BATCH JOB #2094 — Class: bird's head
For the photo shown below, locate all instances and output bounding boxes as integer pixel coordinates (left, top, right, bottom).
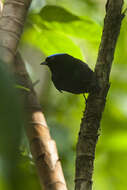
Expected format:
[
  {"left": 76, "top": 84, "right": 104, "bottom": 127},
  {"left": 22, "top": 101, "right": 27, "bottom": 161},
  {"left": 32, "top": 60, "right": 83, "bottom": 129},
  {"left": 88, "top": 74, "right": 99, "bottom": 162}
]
[
  {"left": 41, "top": 53, "right": 68, "bottom": 65},
  {"left": 40, "top": 53, "right": 70, "bottom": 72}
]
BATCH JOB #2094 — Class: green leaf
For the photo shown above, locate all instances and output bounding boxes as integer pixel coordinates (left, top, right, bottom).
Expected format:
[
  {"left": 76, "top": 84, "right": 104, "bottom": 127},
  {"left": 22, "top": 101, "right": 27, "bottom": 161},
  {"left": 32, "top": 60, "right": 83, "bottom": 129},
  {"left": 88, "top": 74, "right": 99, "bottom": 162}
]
[
  {"left": 0, "top": 60, "right": 24, "bottom": 189},
  {"left": 22, "top": 5, "right": 101, "bottom": 59},
  {"left": 0, "top": 61, "right": 23, "bottom": 159},
  {"left": 40, "top": 5, "right": 80, "bottom": 22},
  {"left": 15, "top": 84, "right": 30, "bottom": 92},
  {"left": 30, "top": 5, "right": 101, "bottom": 42},
  {"left": 22, "top": 26, "right": 83, "bottom": 59}
]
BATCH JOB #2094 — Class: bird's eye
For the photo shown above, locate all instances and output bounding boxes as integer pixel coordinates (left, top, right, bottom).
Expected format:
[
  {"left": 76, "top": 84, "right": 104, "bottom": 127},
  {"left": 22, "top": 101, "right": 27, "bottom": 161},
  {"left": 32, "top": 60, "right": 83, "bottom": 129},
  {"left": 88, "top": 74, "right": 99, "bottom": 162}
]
[
  {"left": 46, "top": 56, "right": 55, "bottom": 63},
  {"left": 50, "top": 56, "right": 55, "bottom": 60}
]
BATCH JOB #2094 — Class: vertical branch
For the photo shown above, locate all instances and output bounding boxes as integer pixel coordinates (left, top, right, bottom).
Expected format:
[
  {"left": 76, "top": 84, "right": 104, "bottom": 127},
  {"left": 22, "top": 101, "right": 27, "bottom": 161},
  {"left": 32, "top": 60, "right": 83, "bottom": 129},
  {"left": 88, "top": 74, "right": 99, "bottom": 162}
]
[
  {"left": 0, "top": 0, "right": 31, "bottom": 64},
  {"left": 75, "top": 1, "right": 124, "bottom": 190}
]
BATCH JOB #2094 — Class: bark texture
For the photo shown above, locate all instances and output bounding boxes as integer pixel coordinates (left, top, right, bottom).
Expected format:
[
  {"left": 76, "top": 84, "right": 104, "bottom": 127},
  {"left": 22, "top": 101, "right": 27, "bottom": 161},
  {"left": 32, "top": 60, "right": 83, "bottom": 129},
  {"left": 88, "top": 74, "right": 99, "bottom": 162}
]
[
  {"left": 14, "top": 53, "right": 67, "bottom": 190},
  {"left": 75, "top": 1, "right": 124, "bottom": 190},
  {"left": 0, "top": 1, "right": 67, "bottom": 190},
  {"left": 0, "top": 0, "right": 31, "bottom": 64}
]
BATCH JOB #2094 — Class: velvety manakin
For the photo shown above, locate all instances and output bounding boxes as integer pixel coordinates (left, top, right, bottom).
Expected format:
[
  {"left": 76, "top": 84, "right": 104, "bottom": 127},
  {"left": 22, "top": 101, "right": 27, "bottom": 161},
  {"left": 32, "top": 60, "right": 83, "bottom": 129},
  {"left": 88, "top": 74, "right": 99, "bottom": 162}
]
[{"left": 41, "top": 53, "right": 98, "bottom": 94}]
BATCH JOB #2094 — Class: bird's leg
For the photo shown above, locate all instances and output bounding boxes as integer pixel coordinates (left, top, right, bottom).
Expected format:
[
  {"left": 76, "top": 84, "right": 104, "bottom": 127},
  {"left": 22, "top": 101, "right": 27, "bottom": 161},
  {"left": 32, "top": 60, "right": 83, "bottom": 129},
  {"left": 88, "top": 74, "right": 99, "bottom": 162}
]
[{"left": 83, "top": 93, "right": 87, "bottom": 104}]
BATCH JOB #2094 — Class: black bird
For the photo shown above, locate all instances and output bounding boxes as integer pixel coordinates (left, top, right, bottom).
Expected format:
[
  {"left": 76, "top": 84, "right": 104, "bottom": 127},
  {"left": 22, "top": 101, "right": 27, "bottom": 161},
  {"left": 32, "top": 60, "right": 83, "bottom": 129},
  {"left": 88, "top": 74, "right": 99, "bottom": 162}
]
[{"left": 41, "top": 53, "right": 98, "bottom": 94}]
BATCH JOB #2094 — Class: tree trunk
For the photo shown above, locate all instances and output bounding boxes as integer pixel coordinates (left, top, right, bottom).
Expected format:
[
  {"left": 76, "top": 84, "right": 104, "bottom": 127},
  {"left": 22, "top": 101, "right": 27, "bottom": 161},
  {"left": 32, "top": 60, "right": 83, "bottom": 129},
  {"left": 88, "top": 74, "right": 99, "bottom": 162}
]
[
  {"left": 0, "top": 1, "right": 67, "bottom": 189},
  {"left": 75, "top": 1, "right": 124, "bottom": 189}
]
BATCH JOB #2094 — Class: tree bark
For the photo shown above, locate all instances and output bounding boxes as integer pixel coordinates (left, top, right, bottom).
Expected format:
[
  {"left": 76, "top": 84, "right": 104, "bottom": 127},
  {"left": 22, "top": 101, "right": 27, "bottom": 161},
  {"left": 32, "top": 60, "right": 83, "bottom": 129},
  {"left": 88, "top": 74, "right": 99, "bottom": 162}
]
[
  {"left": 75, "top": 1, "right": 124, "bottom": 190},
  {"left": 0, "top": 1, "right": 67, "bottom": 190},
  {"left": 14, "top": 53, "right": 67, "bottom": 190},
  {"left": 0, "top": 0, "right": 31, "bottom": 64}
]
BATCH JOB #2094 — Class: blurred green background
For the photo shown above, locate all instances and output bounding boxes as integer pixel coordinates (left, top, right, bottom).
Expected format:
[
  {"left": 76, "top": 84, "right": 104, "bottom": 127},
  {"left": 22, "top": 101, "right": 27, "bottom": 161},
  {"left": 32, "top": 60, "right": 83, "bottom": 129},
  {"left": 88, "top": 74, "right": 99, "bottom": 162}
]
[{"left": 1, "top": 0, "right": 127, "bottom": 189}]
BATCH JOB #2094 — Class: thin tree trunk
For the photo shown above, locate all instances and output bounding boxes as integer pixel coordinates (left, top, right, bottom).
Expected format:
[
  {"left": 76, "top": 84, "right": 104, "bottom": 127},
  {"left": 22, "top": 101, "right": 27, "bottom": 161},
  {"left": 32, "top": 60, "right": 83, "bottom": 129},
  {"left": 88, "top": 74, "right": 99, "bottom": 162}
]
[
  {"left": 0, "top": 0, "right": 31, "bottom": 64},
  {"left": 75, "top": 1, "right": 124, "bottom": 190},
  {"left": 0, "top": 1, "right": 67, "bottom": 190},
  {"left": 14, "top": 53, "right": 67, "bottom": 190}
]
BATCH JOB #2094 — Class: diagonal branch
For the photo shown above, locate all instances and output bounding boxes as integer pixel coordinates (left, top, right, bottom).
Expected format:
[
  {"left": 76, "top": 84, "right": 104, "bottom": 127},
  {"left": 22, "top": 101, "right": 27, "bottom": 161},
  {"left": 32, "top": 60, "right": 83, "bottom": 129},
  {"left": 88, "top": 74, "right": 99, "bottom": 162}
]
[
  {"left": 14, "top": 53, "right": 67, "bottom": 190},
  {"left": 75, "top": 0, "right": 124, "bottom": 190},
  {"left": 0, "top": 0, "right": 68, "bottom": 189}
]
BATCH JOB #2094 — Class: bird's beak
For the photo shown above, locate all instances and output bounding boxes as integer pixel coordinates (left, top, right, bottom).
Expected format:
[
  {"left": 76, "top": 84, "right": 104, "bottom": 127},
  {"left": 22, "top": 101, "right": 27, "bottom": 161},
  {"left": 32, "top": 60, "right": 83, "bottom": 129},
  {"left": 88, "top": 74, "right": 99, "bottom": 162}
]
[{"left": 40, "top": 61, "right": 47, "bottom": 65}]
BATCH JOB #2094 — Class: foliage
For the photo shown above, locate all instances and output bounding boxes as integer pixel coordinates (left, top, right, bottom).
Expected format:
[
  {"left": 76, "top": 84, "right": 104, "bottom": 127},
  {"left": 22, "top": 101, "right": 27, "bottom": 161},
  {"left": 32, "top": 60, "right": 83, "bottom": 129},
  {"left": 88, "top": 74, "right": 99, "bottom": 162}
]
[
  {"left": 22, "top": 4, "right": 101, "bottom": 62},
  {"left": 1, "top": 0, "right": 127, "bottom": 190},
  {"left": 0, "top": 61, "right": 23, "bottom": 190}
]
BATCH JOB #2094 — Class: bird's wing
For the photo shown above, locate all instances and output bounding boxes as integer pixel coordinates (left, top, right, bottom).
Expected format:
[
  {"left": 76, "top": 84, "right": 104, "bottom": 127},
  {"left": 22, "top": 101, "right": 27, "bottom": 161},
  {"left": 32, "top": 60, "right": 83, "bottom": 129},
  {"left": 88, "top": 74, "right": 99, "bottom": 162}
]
[{"left": 71, "top": 58, "right": 94, "bottom": 82}]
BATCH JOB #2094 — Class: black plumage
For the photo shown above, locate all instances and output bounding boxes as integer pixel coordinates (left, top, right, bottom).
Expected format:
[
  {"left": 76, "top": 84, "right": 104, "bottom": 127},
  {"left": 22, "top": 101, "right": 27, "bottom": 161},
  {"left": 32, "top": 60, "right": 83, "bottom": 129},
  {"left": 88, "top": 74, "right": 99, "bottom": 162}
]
[{"left": 41, "top": 53, "right": 99, "bottom": 94}]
